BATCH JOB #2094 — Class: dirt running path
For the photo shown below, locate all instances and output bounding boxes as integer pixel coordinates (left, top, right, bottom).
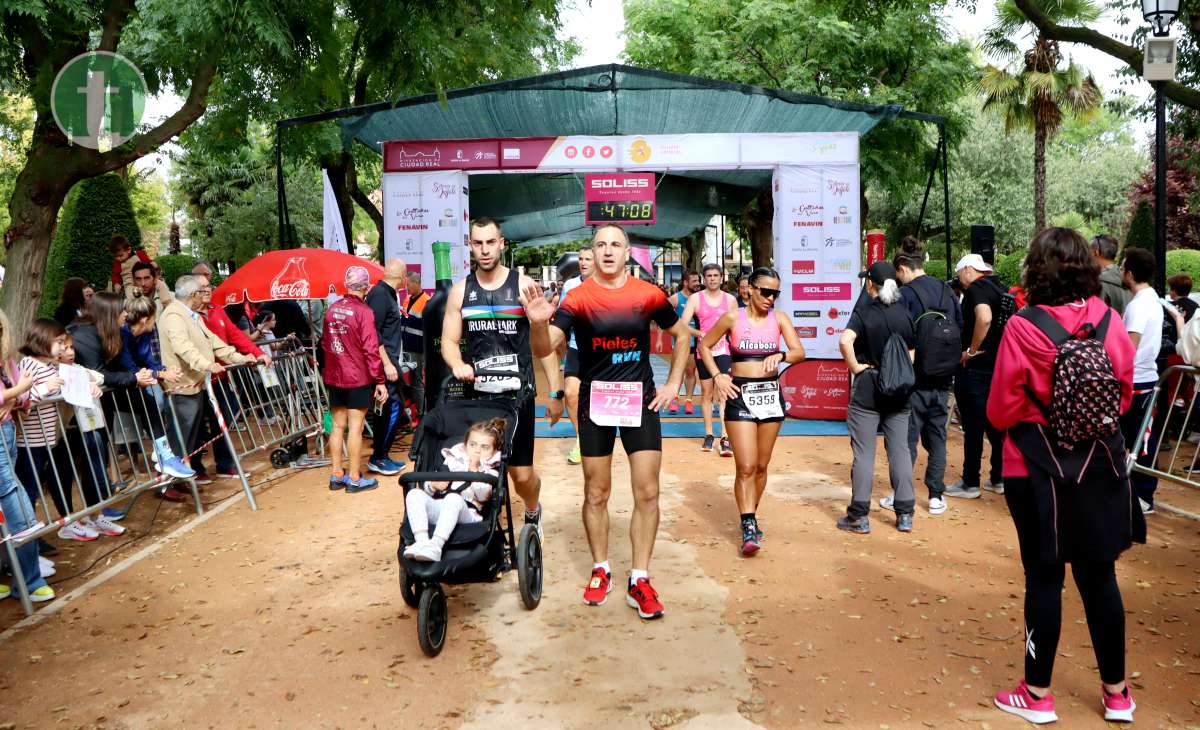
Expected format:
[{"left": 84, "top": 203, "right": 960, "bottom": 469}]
[{"left": 461, "top": 439, "right": 758, "bottom": 729}]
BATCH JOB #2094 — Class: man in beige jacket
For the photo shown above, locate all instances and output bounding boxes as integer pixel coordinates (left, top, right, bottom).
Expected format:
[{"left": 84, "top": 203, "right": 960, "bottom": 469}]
[{"left": 157, "top": 274, "right": 262, "bottom": 500}]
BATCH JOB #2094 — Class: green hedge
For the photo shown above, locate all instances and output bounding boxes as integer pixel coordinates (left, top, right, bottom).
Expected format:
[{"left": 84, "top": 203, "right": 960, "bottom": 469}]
[
  {"left": 1167, "top": 249, "right": 1200, "bottom": 287},
  {"left": 155, "top": 254, "right": 197, "bottom": 290},
  {"left": 41, "top": 174, "right": 141, "bottom": 316},
  {"left": 994, "top": 251, "right": 1024, "bottom": 288},
  {"left": 1126, "top": 200, "right": 1154, "bottom": 253}
]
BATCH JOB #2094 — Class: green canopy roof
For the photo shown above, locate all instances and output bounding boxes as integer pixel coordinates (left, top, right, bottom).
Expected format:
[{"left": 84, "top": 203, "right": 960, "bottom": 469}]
[{"left": 314, "top": 65, "right": 922, "bottom": 245}]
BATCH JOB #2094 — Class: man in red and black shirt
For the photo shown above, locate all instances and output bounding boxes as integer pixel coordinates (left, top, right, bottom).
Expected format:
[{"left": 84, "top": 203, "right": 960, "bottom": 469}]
[{"left": 524, "top": 224, "right": 692, "bottom": 620}]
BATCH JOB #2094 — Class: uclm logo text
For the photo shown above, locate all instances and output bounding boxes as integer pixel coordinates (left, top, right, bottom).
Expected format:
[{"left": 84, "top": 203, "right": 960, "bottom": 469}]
[
  {"left": 792, "top": 260, "right": 816, "bottom": 275},
  {"left": 591, "top": 178, "right": 651, "bottom": 189}
]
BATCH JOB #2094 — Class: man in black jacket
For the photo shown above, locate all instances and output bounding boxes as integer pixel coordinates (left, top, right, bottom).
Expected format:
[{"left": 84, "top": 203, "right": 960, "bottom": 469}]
[{"left": 364, "top": 259, "right": 409, "bottom": 476}]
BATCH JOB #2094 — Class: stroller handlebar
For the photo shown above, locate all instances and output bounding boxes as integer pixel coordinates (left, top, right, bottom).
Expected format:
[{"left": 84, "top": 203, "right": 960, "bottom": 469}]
[{"left": 400, "top": 471, "right": 501, "bottom": 487}]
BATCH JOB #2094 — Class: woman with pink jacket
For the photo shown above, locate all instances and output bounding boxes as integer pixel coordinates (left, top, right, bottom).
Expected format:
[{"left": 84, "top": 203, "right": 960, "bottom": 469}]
[{"left": 986, "top": 228, "right": 1144, "bottom": 725}]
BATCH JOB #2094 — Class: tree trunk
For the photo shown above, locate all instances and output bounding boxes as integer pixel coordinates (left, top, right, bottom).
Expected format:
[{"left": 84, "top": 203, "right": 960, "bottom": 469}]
[
  {"left": 1034, "top": 120, "right": 1047, "bottom": 233},
  {"left": 2, "top": 151, "right": 75, "bottom": 325},
  {"left": 750, "top": 191, "right": 774, "bottom": 270},
  {"left": 681, "top": 234, "right": 702, "bottom": 274}
]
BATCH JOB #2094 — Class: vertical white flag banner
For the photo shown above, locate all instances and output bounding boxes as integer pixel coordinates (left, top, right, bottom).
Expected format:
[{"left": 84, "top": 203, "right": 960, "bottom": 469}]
[
  {"left": 772, "top": 164, "right": 860, "bottom": 359},
  {"left": 382, "top": 171, "right": 469, "bottom": 289},
  {"left": 322, "top": 169, "right": 349, "bottom": 253}
]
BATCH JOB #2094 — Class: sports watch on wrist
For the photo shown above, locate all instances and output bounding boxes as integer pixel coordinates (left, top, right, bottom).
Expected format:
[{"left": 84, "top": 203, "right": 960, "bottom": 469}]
[{"left": 548, "top": 390, "right": 565, "bottom": 399}]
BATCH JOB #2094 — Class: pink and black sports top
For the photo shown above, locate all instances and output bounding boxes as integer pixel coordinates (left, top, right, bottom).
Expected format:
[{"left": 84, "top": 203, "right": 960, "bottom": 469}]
[
  {"left": 696, "top": 291, "right": 733, "bottom": 356},
  {"left": 729, "top": 309, "right": 781, "bottom": 363}
]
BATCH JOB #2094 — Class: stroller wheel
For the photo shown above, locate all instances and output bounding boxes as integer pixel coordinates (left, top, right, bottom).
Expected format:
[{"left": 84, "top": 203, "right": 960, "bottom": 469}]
[
  {"left": 398, "top": 560, "right": 419, "bottom": 609},
  {"left": 517, "top": 524, "right": 543, "bottom": 610},
  {"left": 417, "top": 585, "right": 448, "bottom": 657},
  {"left": 269, "top": 448, "right": 291, "bottom": 469}
]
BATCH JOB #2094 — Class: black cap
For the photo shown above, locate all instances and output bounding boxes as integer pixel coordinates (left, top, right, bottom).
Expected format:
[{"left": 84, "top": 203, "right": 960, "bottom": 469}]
[{"left": 858, "top": 260, "right": 896, "bottom": 286}]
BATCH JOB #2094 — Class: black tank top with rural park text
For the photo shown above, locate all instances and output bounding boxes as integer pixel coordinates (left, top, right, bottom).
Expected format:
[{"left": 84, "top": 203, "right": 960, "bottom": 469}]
[{"left": 462, "top": 268, "right": 534, "bottom": 400}]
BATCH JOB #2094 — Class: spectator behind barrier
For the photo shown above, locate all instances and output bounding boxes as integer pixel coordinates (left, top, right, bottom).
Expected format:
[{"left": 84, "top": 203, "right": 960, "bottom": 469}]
[
  {"left": 54, "top": 277, "right": 87, "bottom": 328},
  {"left": 14, "top": 318, "right": 73, "bottom": 538},
  {"left": 0, "top": 308, "right": 54, "bottom": 603}
]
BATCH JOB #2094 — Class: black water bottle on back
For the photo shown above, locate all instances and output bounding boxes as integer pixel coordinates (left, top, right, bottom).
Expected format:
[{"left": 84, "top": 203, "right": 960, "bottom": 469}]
[{"left": 422, "top": 241, "right": 460, "bottom": 410}]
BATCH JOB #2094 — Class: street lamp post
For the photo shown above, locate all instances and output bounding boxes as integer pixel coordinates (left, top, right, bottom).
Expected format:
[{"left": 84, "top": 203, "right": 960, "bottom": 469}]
[{"left": 1142, "top": 0, "right": 1180, "bottom": 294}]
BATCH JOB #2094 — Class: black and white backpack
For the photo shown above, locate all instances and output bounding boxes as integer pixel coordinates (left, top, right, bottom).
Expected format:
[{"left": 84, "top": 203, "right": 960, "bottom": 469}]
[{"left": 1018, "top": 307, "right": 1121, "bottom": 448}]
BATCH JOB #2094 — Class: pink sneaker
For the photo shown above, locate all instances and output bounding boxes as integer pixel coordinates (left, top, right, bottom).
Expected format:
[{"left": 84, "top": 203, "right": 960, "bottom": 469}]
[
  {"left": 1102, "top": 686, "right": 1135, "bottom": 722},
  {"left": 994, "top": 680, "right": 1057, "bottom": 724},
  {"left": 668, "top": 398, "right": 679, "bottom": 414}
]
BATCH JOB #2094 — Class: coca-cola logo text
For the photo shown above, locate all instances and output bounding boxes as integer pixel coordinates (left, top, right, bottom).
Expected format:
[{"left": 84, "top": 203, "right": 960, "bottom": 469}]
[{"left": 271, "top": 280, "right": 310, "bottom": 298}]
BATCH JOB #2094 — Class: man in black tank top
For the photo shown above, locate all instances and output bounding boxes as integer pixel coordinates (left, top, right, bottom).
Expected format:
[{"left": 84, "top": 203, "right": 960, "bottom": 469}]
[{"left": 442, "top": 218, "right": 564, "bottom": 531}]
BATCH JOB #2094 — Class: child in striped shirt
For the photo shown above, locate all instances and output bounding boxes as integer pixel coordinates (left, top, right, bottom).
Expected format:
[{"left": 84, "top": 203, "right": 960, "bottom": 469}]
[{"left": 14, "top": 318, "right": 98, "bottom": 541}]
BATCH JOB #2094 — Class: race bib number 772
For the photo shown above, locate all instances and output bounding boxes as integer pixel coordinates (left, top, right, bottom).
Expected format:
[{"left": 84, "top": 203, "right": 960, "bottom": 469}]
[{"left": 588, "top": 381, "right": 643, "bottom": 428}]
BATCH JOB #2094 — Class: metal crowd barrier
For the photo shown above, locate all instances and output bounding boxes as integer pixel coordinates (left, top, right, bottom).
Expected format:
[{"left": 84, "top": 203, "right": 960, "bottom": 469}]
[
  {"left": 0, "top": 337, "right": 328, "bottom": 616},
  {"left": 1127, "top": 363, "right": 1200, "bottom": 520}
]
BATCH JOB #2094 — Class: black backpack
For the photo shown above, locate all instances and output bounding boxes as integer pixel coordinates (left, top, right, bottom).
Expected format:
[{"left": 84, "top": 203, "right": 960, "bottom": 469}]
[
  {"left": 1017, "top": 307, "right": 1121, "bottom": 448},
  {"left": 877, "top": 331, "right": 916, "bottom": 398},
  {"left": 912, "top": 282, "right": 962, "bottom": 378}
]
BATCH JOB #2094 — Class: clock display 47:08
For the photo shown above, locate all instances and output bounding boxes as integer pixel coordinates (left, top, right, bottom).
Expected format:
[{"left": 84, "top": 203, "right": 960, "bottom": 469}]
[{"left": 587, "top": 200, "right": 655, "bottom": 222}]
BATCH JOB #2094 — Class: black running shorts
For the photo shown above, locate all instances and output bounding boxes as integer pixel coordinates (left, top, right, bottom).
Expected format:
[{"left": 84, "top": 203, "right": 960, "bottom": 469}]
[
  {"left": 724, "top": 375, "right": 785, "bottom": 423},
  {"left": 696, "top": 354, "right": 732, "bottom": 381},
  {"left": 327, "top": 384, "right": 375, "bottom": 410},
  {"left": 577, "top": 395, "right": 662, "bottom": 457}
]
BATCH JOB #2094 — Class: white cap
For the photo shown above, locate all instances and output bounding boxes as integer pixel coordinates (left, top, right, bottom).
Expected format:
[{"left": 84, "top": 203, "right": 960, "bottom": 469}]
[{"left": 955, "top": 253, "right": 993, "bottom": 274}]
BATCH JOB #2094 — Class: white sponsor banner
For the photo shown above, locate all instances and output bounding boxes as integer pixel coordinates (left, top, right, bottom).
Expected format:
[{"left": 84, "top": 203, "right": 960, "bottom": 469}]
[
  {"left": 322, "top": 169, "right": 349, "bottom": 253},
  {"left": 741, "top": 133, "right": 859, "bottom": 167},
  {"left": 538, "top": 136, "right": 621, "bottom": 169},
  {"left": 383, "top": 171, "right": 469, "bottom": 289},
  {"left": 622, "top": 134, "right": 741, "bottom": 169},
  {"left": 773, "top": 164, "right": 861, "bottom": 359}
]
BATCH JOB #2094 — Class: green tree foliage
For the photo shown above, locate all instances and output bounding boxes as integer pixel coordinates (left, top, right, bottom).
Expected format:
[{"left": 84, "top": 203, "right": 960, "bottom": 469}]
[
  {"left": 0, "top": 92, "right": 33, "bottom": 259},
  {"left": 979, "top": 0, "right": 1102, "bottom": 231},
  {"left": 40, "top": 174, "right": 140, "bottom": 315},
  {"left": 993, "top": 251, "right": 1023, "bottom": 288},
  {"left": 1126, "top": 200, "right": 1155, "bottom": 253},
  {"left": 622, "top": 0, "right": 976, "bottom": 265},
  {"left": 126, "top": 168, "right": 171, "bottom": 255},
  {"left": 870, "top": 100, "right": 1146, "bottom": 257}
]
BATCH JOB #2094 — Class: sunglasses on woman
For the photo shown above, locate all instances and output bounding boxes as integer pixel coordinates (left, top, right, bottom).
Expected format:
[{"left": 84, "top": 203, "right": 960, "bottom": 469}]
[{"left": 753, "top": 286, "right": 781, "bottom": 299}]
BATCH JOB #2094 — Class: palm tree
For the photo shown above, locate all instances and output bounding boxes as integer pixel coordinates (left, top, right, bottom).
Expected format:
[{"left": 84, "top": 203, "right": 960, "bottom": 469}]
[{"left": 979, "top": 0, "right": 1103, "bottom": 232}]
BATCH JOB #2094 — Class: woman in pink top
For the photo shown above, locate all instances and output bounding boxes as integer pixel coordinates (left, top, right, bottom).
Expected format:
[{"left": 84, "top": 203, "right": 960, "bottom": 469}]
[
  {"left": 986, "top": 228, "right": 1143, "bottom": 725},
  {"left": 704, "top": 267, "right": 805, "bottom": 556},
  {"left": 681, "top": 264, "right": 737, "bottom": 455}
]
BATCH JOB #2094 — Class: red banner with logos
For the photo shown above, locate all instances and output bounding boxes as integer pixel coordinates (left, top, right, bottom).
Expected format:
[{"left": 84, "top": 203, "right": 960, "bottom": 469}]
[{"left": 779, "top": 360, "right": 849, "bottom": 420}]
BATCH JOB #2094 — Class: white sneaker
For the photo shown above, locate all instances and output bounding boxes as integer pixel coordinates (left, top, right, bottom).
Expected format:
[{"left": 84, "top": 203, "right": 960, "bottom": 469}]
[
  {"left": 879, "top": 494, "right": 895, "bottom": 511},
  {"left": 1139, "top": 497, "right": 1155, "bottom": 515},
  {"left": 983, "top": 480, "right": 1005, "bottom": 494},
  {"left": 928, "top": 496, "right": 947, "bottom": 515},
  {"left": 38, "top": 555, "right": 55, "bottom": 578},
  {"left": 57, "top": 520, "right": 99, "bottom": 542},
  {"left": 407, "top": 539, "right": 443, "bottom": 562},
  {"left": 90, "top": 515, "right": 126, "bottom": 536}
]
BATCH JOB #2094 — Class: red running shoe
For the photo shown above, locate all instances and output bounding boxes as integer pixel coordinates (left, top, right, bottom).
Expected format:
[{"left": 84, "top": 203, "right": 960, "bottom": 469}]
[
  {"left": 627, "top": 577, "right": 665, "bottom": 619},
  {"left": 668, "top": 398, "right": 679, "bottom": 414},
  {"left": 582, "top": 567, "right": 612, "bottom": 606},
  {"left": 684, "top": 400, "right": 694, "bottom": 415}
]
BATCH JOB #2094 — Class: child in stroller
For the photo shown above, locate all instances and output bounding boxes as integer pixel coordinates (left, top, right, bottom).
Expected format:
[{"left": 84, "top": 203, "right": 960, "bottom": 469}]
[{"left": 403, "top": 417, "right": 505, "bottom": 562}]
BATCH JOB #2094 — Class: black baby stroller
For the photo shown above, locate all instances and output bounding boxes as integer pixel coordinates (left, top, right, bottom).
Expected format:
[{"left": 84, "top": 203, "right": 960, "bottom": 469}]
[{"left": 397, "top": 391, "right": 543, "bottom": 657}]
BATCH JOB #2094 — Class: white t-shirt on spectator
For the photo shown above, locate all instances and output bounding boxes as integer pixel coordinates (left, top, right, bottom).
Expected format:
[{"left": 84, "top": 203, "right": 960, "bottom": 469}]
[{"left": 1123, "top": 286, "right": 1163, "bottom": 385}]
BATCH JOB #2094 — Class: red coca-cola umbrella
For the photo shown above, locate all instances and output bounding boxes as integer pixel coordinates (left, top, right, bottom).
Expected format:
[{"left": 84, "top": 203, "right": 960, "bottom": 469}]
[{"left": 212, "top": 248, "right": 386, "bottom": 306}]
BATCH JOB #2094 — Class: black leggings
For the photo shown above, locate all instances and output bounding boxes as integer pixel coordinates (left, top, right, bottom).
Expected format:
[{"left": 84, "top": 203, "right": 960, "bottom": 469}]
[{"left": 1007, "top": 477, "right": 1126, "bottom": 687}]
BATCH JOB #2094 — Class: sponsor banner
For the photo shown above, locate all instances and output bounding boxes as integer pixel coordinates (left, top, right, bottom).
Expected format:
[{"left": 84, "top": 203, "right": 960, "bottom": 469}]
[
  {"left": 322, "top": 169, "right": 349, "bottom": 254},
  {"left": 742, "top": 133, "right": 859, "bottom": 166},
  {"left": 384, "top": 139, "right": 500, "bottom": 171},
  {"left": 622, "top": 134, "right": 741, "bottom": 168},
  {"left": 773, "top": 164, "right": 861, "bottom": 358},
  {"left": 779, "top": 359, "right": 849, "bottom": 420},
  {"left": 383, "top": 133, "right": 861, "bottom": 172},
  {"left": 382, "top": 171, "right": 470, "bottom": 289}
]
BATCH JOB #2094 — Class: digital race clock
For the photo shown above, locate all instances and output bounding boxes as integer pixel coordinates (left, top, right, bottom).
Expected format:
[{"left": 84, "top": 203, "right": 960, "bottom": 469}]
[
  {"left": 585, "top": 200, "right": 656, "bottom": 224},
  {"left": 584, "top": 173, "right": 657, "bottom": 225}
]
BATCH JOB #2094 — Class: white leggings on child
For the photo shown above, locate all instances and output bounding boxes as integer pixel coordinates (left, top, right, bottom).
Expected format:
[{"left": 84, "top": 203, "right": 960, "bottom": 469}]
[{"left": 405, "top": 490, "right": 483, "bottom": 541}]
